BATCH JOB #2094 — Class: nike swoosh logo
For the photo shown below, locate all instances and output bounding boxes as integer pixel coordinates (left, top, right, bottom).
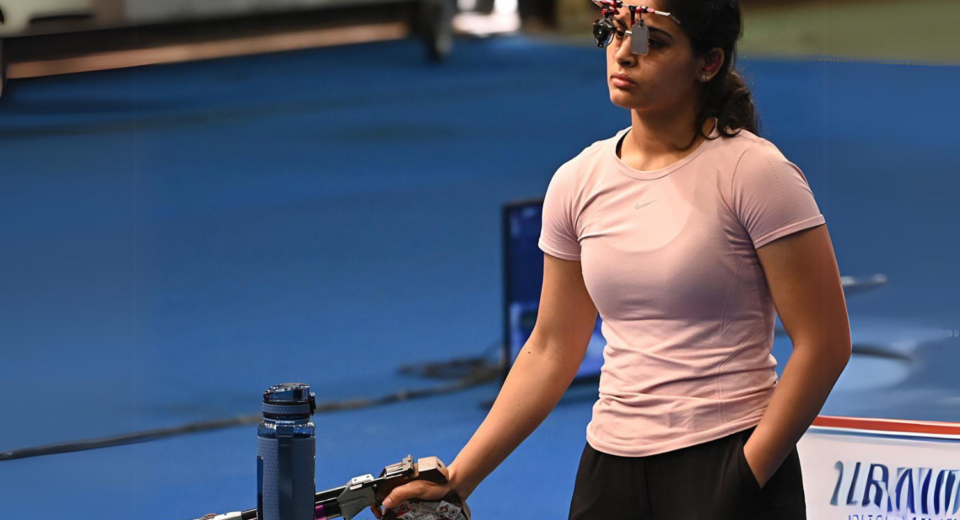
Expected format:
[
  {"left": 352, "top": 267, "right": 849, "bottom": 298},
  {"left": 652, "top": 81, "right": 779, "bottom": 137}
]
[{"left": 635, "top": 199, "right": 658, "bottom": 210}]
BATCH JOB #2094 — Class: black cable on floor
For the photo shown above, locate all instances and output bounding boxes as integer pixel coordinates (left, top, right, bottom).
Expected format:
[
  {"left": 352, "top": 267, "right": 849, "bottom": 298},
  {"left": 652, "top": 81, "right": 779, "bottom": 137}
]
[{"left": 0, "top": 340, "right": 503, "bottom": 462}]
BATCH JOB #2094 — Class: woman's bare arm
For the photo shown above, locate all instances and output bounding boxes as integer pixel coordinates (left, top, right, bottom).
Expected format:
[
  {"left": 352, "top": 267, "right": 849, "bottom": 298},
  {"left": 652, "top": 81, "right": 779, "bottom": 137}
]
[
  {"left": 744, "top": 224, "right": 851, "bottom": 487},
  {"left": 447, "top": 253, "right": 599, "bottom": 499}
]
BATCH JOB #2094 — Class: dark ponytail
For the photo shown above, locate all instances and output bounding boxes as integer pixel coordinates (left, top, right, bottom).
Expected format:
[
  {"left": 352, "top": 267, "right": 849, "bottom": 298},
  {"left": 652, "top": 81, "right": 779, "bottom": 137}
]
[{"left": 664, "top": 0, "right": 760, "bottom": 148}]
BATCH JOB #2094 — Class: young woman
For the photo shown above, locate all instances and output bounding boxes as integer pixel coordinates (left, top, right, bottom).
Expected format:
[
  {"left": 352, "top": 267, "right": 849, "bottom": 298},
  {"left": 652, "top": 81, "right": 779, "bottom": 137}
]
[{"left": 373, "top": 0, "right": 851, "bottom": 518}]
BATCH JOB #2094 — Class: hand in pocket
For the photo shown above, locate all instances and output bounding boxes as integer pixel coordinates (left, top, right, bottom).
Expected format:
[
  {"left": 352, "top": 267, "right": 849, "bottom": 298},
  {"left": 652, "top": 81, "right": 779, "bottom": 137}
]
[{"left": 742, "top": 440, "right": 769, "bottom": 490}]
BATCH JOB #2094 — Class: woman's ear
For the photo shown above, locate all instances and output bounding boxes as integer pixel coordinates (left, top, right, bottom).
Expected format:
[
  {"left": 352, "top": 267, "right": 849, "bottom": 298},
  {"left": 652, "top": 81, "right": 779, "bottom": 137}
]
[{"left": 700, "top": 48, "right": 725, "bottom": 75}]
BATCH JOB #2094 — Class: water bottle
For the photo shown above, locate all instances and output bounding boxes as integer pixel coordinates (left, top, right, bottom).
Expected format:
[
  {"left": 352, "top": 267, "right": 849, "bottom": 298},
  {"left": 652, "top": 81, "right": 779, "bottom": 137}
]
[{"left": 257, "top": 383, "right": 317, "bottom": 520}]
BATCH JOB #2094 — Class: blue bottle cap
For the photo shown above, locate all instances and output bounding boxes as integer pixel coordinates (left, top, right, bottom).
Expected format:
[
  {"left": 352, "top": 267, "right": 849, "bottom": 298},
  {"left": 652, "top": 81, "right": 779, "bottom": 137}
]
[{"left": 263, "top": 382, "right": 316, "bottom": 417}]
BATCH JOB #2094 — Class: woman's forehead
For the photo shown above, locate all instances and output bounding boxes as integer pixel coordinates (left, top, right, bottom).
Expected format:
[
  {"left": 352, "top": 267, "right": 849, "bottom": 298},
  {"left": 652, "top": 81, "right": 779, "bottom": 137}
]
[
  {"left": 613, "top": 2, "right": 670, "bottom": 25},
  {"left": 612, "top": 3, "right": 677, "bottom": 33}
]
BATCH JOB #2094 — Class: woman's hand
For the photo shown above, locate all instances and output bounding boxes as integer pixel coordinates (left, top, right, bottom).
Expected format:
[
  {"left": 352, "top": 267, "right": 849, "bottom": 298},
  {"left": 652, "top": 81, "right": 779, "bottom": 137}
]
[
  {"left": 369, "top": 466, "right": 469, "bottom": 519},
  {"left": 742, "top": 440, "right": 772, "bottom": 489}
]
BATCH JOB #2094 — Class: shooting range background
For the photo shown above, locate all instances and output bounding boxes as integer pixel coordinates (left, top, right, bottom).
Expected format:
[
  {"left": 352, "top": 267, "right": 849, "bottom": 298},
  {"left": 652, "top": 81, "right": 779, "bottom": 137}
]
[{"left": 1, "top": 1, "right": 959, "bottom": 518}]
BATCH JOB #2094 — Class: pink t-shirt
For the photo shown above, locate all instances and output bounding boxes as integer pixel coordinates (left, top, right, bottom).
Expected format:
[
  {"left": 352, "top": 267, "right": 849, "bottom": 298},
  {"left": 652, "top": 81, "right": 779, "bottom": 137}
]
[{"left": 538, "top": 125, "right": 826, "bottom": 457}]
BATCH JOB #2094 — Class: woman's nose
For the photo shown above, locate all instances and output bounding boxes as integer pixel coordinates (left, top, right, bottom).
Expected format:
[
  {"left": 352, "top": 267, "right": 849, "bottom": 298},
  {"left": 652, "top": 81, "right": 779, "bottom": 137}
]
[{"left": 616, "top": 34, "right": 638, "bottom": 63}]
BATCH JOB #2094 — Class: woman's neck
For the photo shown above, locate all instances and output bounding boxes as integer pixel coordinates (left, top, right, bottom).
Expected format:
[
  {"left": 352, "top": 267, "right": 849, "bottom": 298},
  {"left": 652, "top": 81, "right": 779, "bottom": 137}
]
[{"left": 619, "top": 108, "right": 716, "bottom": 169}]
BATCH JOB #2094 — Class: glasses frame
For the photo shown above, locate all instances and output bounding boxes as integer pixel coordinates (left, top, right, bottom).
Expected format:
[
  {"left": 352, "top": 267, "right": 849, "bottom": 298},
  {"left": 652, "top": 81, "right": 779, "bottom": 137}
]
[{"left": 590, "top": 1, "right": 682, "bottom": 55}]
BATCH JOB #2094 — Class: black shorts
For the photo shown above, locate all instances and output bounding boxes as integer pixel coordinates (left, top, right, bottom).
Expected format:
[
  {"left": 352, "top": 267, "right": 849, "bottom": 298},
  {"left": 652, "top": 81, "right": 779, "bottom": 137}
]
[{"left": 568, "top": 426, "right": 806, "bottom": 520}]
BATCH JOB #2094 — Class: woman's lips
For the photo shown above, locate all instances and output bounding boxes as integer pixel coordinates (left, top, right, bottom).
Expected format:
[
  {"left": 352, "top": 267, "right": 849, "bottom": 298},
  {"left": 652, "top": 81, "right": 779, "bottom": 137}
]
[{"left": 611, "top": 74, "right": 636, "bottom": 88}]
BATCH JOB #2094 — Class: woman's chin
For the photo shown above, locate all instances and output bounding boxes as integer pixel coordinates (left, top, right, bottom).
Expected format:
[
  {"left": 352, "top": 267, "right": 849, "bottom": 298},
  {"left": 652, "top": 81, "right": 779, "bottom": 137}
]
[{"left": 609, "top": 90, "right": 643, "bottom": 110}]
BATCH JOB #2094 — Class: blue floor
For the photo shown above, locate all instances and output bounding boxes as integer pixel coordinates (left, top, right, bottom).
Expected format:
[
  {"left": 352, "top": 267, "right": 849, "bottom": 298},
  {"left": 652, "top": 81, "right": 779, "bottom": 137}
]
[{"left": 0, "top": 34, "right": 958, "bottom": 520}]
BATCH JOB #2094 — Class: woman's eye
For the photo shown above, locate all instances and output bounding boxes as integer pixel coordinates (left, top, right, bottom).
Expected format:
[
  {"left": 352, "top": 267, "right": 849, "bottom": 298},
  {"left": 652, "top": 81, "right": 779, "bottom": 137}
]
[
  {"left": 614, "top": 30, "right": 625, "bottom": 39},
  {"left": 649, "top": 39, "right": 664, "bottom": 48}
]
